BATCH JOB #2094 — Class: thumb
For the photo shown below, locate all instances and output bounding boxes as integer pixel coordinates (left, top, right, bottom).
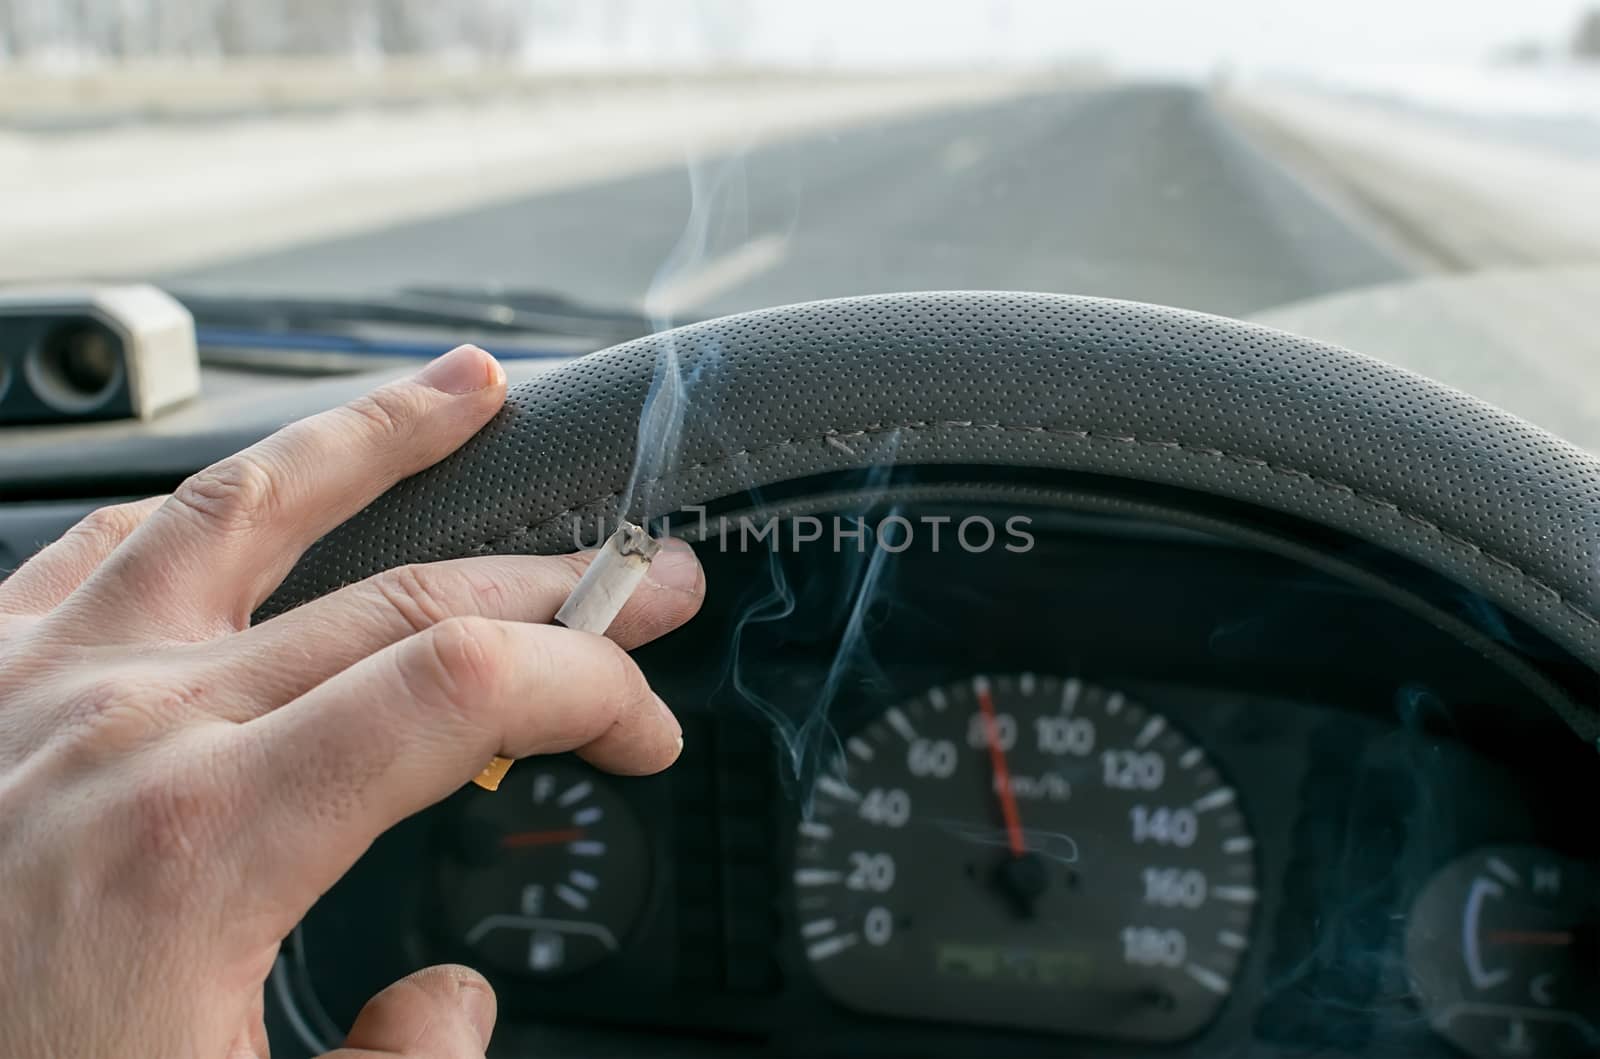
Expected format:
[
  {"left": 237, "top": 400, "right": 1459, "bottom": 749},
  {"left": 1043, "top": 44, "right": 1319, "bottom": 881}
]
[{"left": 325, "top": 965, "right": 496, "bottom": 1057}]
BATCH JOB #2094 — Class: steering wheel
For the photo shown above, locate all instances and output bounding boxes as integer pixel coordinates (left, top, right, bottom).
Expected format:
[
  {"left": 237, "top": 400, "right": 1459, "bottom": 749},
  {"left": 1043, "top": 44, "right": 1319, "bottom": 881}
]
[{"left": 266, "top": 291, "right": 1600, "bottom": 736}]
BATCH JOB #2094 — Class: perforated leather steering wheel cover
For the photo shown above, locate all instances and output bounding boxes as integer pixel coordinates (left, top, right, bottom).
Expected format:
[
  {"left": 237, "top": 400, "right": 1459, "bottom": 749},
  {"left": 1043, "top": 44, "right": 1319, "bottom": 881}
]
[{"left": 266, "top": 292, "right": 1600, "bottom": 690}]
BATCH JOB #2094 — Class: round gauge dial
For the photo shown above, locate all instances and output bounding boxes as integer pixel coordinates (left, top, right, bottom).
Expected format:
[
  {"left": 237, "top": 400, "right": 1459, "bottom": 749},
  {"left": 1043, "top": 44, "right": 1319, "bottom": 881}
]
[
  {"left": 437, "top": 759, "right": 650, "bottom": 978},
  {"left": 1407, "top": 845, "right": 1600, "bottom": 1057},
  {"left": 793, "top": 674, "right": 1256, "bottom": 1042}
]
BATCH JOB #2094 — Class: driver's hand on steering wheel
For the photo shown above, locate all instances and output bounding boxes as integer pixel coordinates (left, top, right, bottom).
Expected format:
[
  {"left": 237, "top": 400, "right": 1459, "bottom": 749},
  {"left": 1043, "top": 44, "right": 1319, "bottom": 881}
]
[{"left": 0, "top": 345, "right": 705, "bottom": 1058}]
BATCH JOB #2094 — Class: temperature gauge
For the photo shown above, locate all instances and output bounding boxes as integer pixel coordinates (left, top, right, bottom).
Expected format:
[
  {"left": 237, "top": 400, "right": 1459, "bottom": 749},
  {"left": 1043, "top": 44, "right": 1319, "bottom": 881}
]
[
  {"left": 1407, "top": 845, "right": 1600, "bottom": 1057},
  {"left": 437, "top": 759, "right": 651, "bottom": 978}
]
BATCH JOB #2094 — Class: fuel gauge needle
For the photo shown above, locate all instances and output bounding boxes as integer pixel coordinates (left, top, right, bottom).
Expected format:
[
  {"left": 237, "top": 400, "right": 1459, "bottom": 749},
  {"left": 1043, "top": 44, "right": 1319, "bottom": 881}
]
[
  {"left": 500, "top": 827, "right": 585, "bottom": 850},
  {"left": 976, "top": 680, "right": 1025, "bottom": 858}
]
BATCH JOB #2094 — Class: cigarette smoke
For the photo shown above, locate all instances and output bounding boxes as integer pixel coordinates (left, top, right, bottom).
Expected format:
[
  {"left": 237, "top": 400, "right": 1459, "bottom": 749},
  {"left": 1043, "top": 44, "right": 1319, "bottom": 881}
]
[
  {"left": 1255, "top": 680, "right": 1463, "bottom": 1044},
  {"left": 788, "top": 465, "right": 904, "bottom": 804},
  {"left": 934, "top": 818, "right": 1081, "bottom": 865},
  {"left": 708, "top": 455, "right": 907, "bottom": 811},
  {"left": 617, "top": 146, "right": 749, "bottom": 525},
  {"left": 623, "top": 135, "right": 889, "bottom": 805}
]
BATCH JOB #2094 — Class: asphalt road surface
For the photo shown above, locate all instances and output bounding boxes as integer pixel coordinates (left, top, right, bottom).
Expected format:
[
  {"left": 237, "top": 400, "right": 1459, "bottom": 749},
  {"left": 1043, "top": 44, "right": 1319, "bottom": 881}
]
[{"left": 175, "top": 84, "right": 1410, "bottom": 322}]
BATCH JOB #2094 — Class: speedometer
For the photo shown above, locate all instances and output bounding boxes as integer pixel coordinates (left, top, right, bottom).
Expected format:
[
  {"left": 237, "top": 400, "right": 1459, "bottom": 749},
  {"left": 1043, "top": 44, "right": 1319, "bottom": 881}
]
[{"left": 793, "top": 674, "right": 1255, "bottom": 1042}]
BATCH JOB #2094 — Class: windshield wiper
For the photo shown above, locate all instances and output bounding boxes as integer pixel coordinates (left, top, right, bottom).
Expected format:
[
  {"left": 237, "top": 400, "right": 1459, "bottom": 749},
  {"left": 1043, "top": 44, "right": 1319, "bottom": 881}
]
[
  {"left": 164, "top": 286, "right": 671, "bottom": 372},
  {"left": 399, "top": 284, "right": 680, "bottom": 336},
  {"left": 172, "top": 286, "right": 662, "bottom": 342}
]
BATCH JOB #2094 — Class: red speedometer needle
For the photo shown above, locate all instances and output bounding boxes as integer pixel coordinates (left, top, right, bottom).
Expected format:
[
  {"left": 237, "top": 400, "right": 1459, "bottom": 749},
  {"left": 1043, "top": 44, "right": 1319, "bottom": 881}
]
[
  {"left": 500, "top": 828, "right": 585, "bottom": 849},
  {"left": 977, "top": 681, "right": 1026, "bottom": 858}
]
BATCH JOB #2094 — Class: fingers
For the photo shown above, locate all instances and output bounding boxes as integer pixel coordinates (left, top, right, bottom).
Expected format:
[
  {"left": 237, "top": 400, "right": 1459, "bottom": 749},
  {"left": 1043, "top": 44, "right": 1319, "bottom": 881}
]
[
  {"left": 237, "top": 616, "right": 680, "bottom": 911},
  {"left": 201, "top": 541, "right": 703, "bottom": 721},
  {"left": 0, "top": 497, "right": 164, "bottom": 616},
  {"left": 70, "top": 345, "right": 506, "bottom": 639},
  {"left": 326, "top": 965, "right": 495, "bottom": 1058}
]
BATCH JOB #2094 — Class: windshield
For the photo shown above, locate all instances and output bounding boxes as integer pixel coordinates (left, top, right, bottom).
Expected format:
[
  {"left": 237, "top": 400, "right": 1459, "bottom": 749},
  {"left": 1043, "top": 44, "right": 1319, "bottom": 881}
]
[{"left": 4, "top": 2, "right": 1600, "bottom": 394}]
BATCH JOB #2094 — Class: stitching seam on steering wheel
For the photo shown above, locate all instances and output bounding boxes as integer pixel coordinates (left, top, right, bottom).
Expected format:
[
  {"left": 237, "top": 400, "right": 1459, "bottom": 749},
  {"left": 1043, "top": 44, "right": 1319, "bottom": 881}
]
[{"left": 468, "top": 421, "right": 1595, "bottom": 632}]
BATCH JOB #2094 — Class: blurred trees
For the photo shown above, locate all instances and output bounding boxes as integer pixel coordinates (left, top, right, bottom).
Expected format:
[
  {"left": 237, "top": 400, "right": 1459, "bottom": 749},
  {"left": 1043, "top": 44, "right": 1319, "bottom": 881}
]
[
  {"left": 1574, "top": 8, "right": 1600, "bottom": 61},
  {"left": 0, "top": 0, "right": 669, "bottom": 64}
]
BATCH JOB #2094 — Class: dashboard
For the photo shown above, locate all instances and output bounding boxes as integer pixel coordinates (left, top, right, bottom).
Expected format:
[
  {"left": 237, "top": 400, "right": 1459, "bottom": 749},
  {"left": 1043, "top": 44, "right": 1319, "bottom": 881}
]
[
  {"left": 259, "top": 486, "right": 1600, "bottom": 1058},
  {"left": 7, "top": 291, "right": 1600, "bottom": 1059}
]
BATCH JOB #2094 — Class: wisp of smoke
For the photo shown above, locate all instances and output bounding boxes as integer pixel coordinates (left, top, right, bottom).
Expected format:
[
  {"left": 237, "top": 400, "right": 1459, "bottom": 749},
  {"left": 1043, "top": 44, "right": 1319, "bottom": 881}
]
[
  {"left": 714, "top": 444, "right": 906, "bottom": 812},
  {"left": 618, "top": 146, "right": 752, "bottom": 525},
  {"left": 933, "top": 817, "right": 1081, "bottom": 865},
  {"left": 799, "top": 485, "right": 904, "bottom": 793},
  {"left": 623, "top": 135, "right": 900, "bottom": 811},
  {"left": 727, "top": 538, "right": 800, "bottom": 744},
  {"left": 1258, "top": 683, "right": 1455, "bottom": 1039}
]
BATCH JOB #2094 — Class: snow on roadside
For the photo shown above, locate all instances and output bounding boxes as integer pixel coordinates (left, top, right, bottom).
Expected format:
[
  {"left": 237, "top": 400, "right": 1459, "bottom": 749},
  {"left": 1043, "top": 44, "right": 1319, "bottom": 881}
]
[
  {"left": 1292, "top": 61, "right": 1600, "bottom": 129},
  {"left": 1225, "top": 67, "right": 1600, "bottom": 269}
]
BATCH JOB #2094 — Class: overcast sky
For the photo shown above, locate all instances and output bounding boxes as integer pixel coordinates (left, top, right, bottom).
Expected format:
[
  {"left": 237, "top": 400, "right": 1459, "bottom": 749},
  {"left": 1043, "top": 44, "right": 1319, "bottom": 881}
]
[{"left": 529, "top": 0, "right": 1597, "bottom": 77}]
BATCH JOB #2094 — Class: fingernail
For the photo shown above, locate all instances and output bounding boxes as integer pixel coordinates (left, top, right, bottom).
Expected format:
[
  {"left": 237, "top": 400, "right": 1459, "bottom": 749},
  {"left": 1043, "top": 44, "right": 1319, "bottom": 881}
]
[
  {"left": 456, "top": 979, "right": 497, "bottom": 1048},
  {"left": 647, "top": 537, "right": 702, "bottom": 592},
  {"left": 417, "top": 344, "right": 503, "bottom": 395}
]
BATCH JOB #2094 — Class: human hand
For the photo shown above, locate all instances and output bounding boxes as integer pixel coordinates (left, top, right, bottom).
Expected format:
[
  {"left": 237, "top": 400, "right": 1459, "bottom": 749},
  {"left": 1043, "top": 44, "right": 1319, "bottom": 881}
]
[{"left": 0, "top": 345, "right": 705, "bottom": 1058}]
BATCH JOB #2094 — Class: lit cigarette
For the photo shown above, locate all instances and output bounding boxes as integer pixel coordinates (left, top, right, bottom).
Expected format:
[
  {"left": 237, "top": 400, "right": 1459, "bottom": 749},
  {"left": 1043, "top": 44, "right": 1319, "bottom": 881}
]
[{"left": 472, "top": 521, "right": 664, "bottom": 791}]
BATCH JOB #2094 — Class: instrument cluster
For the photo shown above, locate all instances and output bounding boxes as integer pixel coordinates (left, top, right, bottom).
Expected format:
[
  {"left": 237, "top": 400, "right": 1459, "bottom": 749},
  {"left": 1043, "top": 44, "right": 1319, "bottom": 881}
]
[{"left": 270, "top": 500, "right": 1598, "bottom": 1057}]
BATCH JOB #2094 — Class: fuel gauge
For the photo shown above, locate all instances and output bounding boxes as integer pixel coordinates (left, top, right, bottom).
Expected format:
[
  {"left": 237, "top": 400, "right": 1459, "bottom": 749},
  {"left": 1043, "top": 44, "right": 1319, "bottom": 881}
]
[
  {"left": 437, "top": 759, "right": 651, "bottom": 978},
  {"left": 1407, "top": 845, "right": 1600, "bottom": 1057}
]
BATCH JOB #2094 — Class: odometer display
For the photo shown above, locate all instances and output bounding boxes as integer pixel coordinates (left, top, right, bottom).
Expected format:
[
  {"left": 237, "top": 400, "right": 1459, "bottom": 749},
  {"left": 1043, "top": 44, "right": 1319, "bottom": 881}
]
[{"left": 793, "top": 674, "right": 1256, "bottom": 1042}]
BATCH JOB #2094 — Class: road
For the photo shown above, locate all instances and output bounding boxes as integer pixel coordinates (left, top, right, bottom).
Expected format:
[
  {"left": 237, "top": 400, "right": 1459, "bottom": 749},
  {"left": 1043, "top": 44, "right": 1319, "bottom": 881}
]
[{"left": 174, "top": 84, "right": 1410, "bottom": 322}]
